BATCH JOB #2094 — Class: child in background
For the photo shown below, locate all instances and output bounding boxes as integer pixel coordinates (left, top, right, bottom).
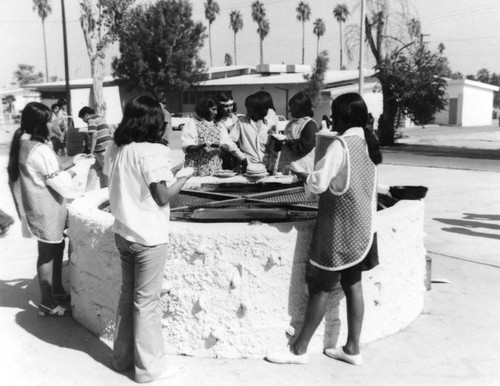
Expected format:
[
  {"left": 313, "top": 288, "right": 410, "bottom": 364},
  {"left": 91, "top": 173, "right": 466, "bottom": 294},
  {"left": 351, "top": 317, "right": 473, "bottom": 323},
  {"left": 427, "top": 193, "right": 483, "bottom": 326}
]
[
  {"left": 104, "top": 95, "right": 193, "bottom": 383},
  {"left": 266, "top": 93, "right": 382, "bottom": 366}
]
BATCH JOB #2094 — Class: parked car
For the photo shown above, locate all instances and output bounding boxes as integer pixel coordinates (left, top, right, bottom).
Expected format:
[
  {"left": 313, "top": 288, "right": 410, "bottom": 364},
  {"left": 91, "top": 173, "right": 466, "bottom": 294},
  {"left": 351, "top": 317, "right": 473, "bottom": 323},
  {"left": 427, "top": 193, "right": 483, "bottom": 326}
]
[{"left": 171, "top": 112, "right": 195, "bottom": 131}]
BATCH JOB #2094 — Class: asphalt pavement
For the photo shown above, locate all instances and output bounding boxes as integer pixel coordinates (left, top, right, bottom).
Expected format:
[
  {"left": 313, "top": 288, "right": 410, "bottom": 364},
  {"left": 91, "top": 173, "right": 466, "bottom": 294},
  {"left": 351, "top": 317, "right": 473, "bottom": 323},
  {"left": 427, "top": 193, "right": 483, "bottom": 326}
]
[{"left": 0, "top": 123, "right": 499, "bottom": 385}]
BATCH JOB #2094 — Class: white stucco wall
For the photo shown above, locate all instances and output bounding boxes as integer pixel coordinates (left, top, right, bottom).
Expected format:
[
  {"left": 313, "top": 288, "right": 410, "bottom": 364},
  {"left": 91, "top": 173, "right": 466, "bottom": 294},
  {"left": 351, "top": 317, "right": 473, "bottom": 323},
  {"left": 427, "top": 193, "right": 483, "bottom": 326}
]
[
  {"left": 68, "top": 188, "right": 426, "bottom": 358},
  {"left": 435, "top": 79, "right": 497, "bottom": 126}
]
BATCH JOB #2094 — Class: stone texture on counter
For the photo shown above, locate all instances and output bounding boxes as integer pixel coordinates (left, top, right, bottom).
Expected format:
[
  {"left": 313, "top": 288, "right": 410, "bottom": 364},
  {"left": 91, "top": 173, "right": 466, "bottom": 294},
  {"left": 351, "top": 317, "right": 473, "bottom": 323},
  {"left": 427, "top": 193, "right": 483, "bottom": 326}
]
[{"left": 68, "top": 188, "right": 426, "bottom": 358}]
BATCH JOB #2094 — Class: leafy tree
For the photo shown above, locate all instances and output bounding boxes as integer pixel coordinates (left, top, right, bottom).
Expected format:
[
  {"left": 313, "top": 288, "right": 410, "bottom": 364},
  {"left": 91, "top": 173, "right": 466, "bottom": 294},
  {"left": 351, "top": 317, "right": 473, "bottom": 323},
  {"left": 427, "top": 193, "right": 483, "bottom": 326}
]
[
  {"left": 204, "top": 0, "right": 220, "bottom": 67},
  {"left": 344, "top": 1, "right": 448, "bottom": 145},
  {"left": 224, "top": 53, "right": 233, "bottom": 66},
  {"left": 376, "top": 40, "right": 448, "bottom": 130},
  {"left": 32, "top": 0, "right": 52, "bottom": 82},
  {"left": 78, "top": 0, "right": 134, "bottom": 116},
  {"left": 229, "top": 10, "right": 243, "bottom": 65},
  {"left": 333, "top": 3, "right": 349, "bottom": 70},
  {"left": 303, "top": 50, "right": 329, "bottom": 104},
  {"left": 296, "top": 2, "right": 311, "bottom": 65},
  {"left": 112, "top": 0, "right": 206, "bottom": 101},
  {"left": 251, "top": 1, "right": 270, "bottom": 65},
  {"left": 14, "top": 64, "right": 44, "bottom": 85},
  {"left": 475, "top": 68, "right": 490, "bottom": 84},
  {"left": 313, "top": 18, "right": 326, "bottom": 57}
]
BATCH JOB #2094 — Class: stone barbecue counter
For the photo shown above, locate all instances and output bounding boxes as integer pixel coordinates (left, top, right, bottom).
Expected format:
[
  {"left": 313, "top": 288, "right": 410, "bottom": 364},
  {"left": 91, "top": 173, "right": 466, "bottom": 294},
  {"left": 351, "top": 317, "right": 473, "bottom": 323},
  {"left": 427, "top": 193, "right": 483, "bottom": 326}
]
[{"left": 67, "top": 180, "right": 426, "bottom": 358}]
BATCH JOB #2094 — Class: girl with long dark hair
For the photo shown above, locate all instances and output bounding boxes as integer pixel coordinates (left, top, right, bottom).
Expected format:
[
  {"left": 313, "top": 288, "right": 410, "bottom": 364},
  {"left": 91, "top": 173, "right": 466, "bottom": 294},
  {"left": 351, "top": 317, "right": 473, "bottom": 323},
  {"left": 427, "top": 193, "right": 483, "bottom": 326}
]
[
  {"left": 267, "top": 93, "right": 382, "bottom": 366},
  {"left": 8, "top": 102, "right": 94, "bottom": 317},
  {"left": 104, "top": 95, "right": 193, "bottom": 383}
]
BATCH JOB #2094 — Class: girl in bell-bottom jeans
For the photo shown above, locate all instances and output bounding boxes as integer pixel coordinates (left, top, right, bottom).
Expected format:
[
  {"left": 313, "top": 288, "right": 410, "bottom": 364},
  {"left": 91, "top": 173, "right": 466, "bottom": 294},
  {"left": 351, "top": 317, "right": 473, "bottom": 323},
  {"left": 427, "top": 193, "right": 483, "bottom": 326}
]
[{"left": 104, "top": 95, "right": 193, "bottom": 383}]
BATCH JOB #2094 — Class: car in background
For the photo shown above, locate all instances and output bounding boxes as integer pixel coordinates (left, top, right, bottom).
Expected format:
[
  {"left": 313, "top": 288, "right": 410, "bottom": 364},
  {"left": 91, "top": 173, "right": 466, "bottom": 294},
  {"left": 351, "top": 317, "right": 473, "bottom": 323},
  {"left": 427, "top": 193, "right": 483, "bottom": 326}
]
[{"left": 171, "top": 112, "right": 195, "bottom": 131}]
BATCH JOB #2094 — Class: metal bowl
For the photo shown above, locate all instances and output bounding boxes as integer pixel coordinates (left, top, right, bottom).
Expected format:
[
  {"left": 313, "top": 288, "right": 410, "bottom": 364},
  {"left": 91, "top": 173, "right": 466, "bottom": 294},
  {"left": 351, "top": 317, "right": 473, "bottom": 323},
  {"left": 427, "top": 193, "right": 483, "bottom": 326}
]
[{"left": 389, "top": 185, "right": 428, "bottom": 200}]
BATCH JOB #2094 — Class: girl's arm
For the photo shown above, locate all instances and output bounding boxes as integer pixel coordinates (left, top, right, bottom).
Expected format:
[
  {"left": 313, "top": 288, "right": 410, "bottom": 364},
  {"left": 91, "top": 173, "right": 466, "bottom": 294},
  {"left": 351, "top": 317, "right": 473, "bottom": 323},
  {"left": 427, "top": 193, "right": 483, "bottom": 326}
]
[
  {"left": 305, "top": 139, "right": 345, "bottom": 195},
  {"left": 149, "top": 175, "right": 190, "bottom": 207}
]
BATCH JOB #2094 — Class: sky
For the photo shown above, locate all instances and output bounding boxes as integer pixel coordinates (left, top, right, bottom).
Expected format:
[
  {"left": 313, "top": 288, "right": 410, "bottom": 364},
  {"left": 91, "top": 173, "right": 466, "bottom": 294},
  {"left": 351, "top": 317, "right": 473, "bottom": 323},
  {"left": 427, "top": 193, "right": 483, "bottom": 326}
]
[{"left": 0, "top": 0, "right": 499, "bottom": 87}]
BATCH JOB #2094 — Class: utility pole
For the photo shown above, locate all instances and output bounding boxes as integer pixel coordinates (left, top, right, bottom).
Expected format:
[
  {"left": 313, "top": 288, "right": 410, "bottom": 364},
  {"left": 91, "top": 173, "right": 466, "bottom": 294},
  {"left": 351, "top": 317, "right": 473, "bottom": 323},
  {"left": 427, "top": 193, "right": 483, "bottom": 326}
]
[
  {"left": 61, "top": 0, "right": 72, "bottom": 118},
  {"left": 358, "top": 0, "right": 366, "bottom": 95}
]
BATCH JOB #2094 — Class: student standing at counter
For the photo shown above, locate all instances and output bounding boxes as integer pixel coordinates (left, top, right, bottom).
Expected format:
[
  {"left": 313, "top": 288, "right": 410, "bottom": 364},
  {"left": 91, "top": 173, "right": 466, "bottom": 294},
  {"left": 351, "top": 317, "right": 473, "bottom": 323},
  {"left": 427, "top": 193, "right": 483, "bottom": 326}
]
[
  {"left": 104, "top": 95, "right": 193, "bottom": 383},
  {"left": 266, "top": 92, "right": 382, "bottom": 366},
  {"left": 8, "top": 102, "right": 94, "bottom": 317},
  {"left": 275, "top": 92, "right": 318, "bottom": 175},
  {"left": 182, "top": 98, "right": 239, "bottom": 176}
]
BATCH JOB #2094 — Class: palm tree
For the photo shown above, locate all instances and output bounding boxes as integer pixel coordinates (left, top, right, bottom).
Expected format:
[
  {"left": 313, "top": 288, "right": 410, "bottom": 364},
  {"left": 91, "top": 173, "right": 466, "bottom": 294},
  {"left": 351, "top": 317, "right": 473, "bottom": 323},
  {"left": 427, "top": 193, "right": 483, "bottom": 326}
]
[
  {"left": 313, "top": 18, "right": 326, "bottom": 57},
  {"left": 204, "top": 0, "right": 220, "bottom": 67},
  {"left": 229, "top": 10, "right": 243, "bottom": 65},
  {"left": 251, "top": 1, "right": 269, "bottom": 65},
  {"left": 333, "top": 3, "right": 350, "bottom": 70},
  {"left": 32, "top": 0, "right": 52, "bottom": 82},
  {"left": 296, "top": 2, "right": 311, "bottom": 64}
]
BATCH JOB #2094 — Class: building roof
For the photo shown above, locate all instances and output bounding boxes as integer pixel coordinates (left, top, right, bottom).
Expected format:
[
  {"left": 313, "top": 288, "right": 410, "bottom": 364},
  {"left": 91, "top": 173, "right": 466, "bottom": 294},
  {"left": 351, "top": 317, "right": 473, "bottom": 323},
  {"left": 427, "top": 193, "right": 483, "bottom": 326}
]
[
  {"left": 22, "top": 76, "right": 118, "bottom": 92},
  {"left": 446, "top": 78, "right": 499, "bottom": 92},
  {"left": 198, "top": 69, "right": 376, "bottom": 87}
]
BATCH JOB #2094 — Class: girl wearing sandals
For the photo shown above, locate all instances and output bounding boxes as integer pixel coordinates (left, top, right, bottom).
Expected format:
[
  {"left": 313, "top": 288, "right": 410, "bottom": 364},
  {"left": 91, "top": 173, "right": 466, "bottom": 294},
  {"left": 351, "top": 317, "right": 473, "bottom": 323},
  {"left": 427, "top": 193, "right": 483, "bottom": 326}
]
[
  {"left": 266, "top": 93, "right": 382, "bottom": 366},
  {"left": 8, "top": 102, "right": 94, "bottom": 317},
  {"left": 104, "top": 95, "right": 193, "bottom": 383}
]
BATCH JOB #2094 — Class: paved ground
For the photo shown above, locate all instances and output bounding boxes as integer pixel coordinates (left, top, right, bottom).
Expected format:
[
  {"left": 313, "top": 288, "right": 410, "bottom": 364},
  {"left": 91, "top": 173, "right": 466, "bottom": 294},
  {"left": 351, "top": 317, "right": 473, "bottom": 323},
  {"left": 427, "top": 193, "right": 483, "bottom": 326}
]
[{"left": 0, "top": 123, "right": 499, "bottom": 385}]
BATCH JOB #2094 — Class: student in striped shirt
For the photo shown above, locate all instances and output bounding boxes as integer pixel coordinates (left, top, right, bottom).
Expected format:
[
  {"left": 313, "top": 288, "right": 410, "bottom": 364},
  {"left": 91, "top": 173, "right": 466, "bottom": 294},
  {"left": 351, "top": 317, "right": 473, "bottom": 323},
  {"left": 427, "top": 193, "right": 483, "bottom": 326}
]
[{"left": 78, "top": 107, "right": 111, "bottom": 188}]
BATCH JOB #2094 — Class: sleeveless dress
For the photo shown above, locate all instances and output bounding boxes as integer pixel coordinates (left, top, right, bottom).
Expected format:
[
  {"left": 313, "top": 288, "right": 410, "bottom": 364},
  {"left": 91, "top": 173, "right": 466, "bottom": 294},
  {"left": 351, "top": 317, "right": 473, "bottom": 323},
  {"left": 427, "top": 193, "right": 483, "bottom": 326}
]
[
  {"left": 18, "top": 140, "right": 67, "bottom": 243},
  {"left": 277, "top": 117, "right": 317, "bottom": 175},
  {"left": 309, "top": 136, "right": 377, "bottom": 271},
  {"left": 184, "top": 119, "right": 223, "bottom": 176}
]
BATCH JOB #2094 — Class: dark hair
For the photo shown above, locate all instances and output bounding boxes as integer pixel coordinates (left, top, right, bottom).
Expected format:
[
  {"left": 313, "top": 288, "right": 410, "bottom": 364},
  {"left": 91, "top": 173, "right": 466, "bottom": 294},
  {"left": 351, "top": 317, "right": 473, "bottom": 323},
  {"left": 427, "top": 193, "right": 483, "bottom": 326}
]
[
  {"left": 113, "top": 95, "right": 165, "bottom": 147},
  {"left": 8, "top": 102, "right": 52, "bottom": 182},
  {"left": 57, "top": 98, "right": 67, "bottom": 107},
  {"left": 254, "top": 90, "right": 275, "bottom": 111},
  {"left": 78, "top": 106, "right": 95, "bottom": 119},
  {"left": 331, "top": 93, "right": 382, "bottom": 165},
  {"left": 289, "top": 92, "right": 314, "bottom": 118},
  {"left": 321, "top": 114, "right": 331, "bottom": 127},
  {"left": 51, "top": 103, "right": 59, "bottom": 111},
  {"left": 245, "top": 93, "right": 268, "bottom": 121},
  {"left": 195, "top": 98, "right": 217, "bottom": 121},
  {"left": 215, "top": 93, "right": 233, "bottom": 121}
]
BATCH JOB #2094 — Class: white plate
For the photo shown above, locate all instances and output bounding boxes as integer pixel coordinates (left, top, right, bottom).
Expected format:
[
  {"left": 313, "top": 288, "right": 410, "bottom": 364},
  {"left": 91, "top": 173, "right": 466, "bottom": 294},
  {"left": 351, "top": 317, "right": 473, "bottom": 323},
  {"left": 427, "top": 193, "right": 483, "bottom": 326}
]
[
  {"left": 213, "top": 171, "right": 237, "bottom": 178},
  {"left": 244, "top": 172, "right": 268, "bottom": 179}
]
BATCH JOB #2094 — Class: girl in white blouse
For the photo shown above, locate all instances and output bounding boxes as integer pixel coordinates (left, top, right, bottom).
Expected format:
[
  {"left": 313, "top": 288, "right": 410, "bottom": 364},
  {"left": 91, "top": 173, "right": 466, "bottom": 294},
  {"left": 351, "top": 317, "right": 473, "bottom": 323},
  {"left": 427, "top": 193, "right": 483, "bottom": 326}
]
[
  {"left": 8, "top": 102, "right": 94, "bottom": 317},
  {"left": 267, "top": 93, "right": 382, "bottom": 366},
  {"left": 104, "top": 95, "right": 193, "bottom": 383}
]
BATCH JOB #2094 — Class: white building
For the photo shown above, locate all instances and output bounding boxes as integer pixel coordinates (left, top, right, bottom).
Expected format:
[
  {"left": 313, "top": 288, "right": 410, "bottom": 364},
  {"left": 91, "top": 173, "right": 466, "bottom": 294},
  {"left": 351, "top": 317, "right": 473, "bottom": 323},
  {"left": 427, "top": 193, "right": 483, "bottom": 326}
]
[{"left": 434, "top": 79, "right": 499, "bottom": 126}]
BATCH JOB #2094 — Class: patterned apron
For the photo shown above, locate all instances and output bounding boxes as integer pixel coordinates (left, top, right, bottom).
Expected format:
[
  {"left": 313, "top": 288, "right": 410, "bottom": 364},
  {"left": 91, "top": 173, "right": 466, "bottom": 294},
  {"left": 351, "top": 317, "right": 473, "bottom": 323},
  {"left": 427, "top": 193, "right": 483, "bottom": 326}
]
[
  {"left": 309, "top": 136, "right": 376, "bottom": 271},
  {"left": 18, "top": 140, "right": 67, "bottom": 243},
  {"left": 277, "top": 117, "right": 317, "bottom": 175}
]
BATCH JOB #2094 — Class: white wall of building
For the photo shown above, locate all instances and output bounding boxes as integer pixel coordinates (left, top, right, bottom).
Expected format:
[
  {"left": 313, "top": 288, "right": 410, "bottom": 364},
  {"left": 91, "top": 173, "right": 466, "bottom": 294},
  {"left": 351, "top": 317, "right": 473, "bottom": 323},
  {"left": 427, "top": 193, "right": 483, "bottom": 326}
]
[
  {"left": 71, "top": 85, "right": 123, "bottom": 129},
  {"left": 434, "top": 79, "right": 497, "bottom": 126}
]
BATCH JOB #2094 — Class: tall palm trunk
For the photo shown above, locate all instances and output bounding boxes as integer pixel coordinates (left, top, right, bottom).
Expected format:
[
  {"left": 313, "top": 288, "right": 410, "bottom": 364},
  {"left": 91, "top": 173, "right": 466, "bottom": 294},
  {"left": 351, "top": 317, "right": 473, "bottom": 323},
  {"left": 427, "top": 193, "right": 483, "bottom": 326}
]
[
  {"left": 42, "top": 18, "right": 49, "bottom": 82},
  {"left": 259, "top": 38, "right": 263, "bottom": 65},
  {"left": 233, "top": 31, "right": 237, "bottom": 65},
  {"left": 316, "top": 36, "right": 319, "bottom": 57},
  {"left": 339, "top": 22, "right": 343, "bottom": 70},
  {"left": 209, "top": 23, "right": 213, "bottom": 67},
  {"left": 302, "top": 22, "right": 305, "bottom": 64}
]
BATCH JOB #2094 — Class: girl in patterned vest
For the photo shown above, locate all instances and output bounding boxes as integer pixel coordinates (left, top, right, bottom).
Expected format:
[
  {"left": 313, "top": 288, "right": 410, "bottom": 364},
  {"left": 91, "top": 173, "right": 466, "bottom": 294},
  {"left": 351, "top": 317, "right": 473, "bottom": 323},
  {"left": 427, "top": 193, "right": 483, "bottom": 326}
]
[
  {"left": 267, "top": 93, "right": 382, "bottom": 366},
  {"left": 8, "top": 102, "right": 95, "bottom": 317}
]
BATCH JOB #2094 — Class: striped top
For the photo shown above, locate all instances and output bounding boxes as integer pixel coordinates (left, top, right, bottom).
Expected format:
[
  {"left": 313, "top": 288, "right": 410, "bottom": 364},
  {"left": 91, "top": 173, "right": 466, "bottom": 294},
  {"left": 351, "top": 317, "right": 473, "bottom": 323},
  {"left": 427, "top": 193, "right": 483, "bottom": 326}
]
[{"left": 88, "top": 114, "right": 111, "bottom": 153}]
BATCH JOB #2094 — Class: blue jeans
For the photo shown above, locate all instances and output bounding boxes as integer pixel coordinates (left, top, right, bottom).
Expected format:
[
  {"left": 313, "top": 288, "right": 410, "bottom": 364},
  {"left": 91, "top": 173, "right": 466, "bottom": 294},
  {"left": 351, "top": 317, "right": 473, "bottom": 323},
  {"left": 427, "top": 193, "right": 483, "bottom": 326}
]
[{"left": 112, "top": 234, "right": 168, "bottom": 383}]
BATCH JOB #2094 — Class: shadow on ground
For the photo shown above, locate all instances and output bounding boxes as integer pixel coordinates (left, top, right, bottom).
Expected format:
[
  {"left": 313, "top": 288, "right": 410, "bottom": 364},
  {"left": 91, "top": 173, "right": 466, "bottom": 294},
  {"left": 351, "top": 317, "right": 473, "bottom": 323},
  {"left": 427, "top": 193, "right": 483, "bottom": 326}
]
[
  {"left": 433, "top": 212, "right": 500, "bottom": 241},
  {"left": 0, "top": 277, "right": 114, "bottom": 371},
  {"left": 382, "top": 144, "right": 500, "bottom": 160}
]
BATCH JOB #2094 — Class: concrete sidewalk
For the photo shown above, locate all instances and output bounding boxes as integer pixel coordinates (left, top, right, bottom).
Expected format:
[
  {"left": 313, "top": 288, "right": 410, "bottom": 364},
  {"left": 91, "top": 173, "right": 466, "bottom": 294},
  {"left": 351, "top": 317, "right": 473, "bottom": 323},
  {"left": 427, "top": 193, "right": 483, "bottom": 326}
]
[{"left": 1, "top": 125, "right": 499, "bottom": 385}]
